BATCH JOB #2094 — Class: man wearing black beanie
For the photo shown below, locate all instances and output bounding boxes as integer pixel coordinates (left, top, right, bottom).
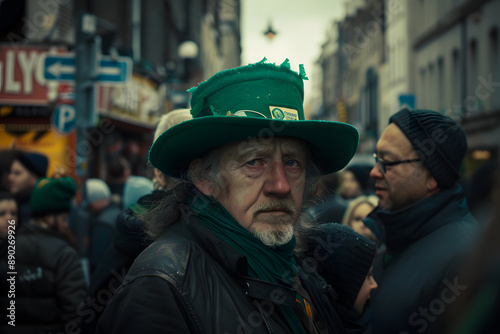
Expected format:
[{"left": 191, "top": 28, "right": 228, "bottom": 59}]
[
  {"left": 8, "top": 151, "right": 48, "bottom": 225},
  {"left": 364, "top": 108, "right": 478, "bottom": 333}
]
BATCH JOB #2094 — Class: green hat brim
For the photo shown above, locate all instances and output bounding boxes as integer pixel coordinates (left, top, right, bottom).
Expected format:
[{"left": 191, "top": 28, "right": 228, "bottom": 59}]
[{"left": 149, "top": 116, "right": 359, "bottom": 177}]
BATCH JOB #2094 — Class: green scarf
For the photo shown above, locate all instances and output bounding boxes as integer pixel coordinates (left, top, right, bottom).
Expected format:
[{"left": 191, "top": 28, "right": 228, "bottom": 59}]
[{"left": 189, "top": 193, "right": 306, "bottom": 334}]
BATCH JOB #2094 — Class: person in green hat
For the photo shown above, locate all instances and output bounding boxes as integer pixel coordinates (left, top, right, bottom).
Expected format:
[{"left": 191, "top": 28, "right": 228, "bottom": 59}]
[
  {"left": 0, "top": 177, "right": 87, "bottom": 333},
  {"left": 30, "top": 176, "right": 79, "bottom": 244},
  {"left": 97, "top": 59, "right": 359, "bottom": 334}
]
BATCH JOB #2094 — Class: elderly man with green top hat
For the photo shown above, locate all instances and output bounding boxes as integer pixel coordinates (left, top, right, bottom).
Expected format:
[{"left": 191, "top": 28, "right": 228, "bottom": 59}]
[{"left": 96, "top": 59, "right": 359, "bottom": 334}]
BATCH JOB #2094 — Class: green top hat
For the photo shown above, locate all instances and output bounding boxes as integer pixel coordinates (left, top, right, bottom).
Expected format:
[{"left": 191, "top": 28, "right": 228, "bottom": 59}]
[{"left": 150, "top": 59, "right": 359, "bottom": 177}]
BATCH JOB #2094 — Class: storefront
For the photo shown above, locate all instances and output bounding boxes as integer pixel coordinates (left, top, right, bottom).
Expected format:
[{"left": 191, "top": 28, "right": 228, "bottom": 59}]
[
  {"left": 91, "top": 71, "right": 166, "bottom": 179},
  {"left": 0, "top": 44, "right": 77, "bottom": 179}
]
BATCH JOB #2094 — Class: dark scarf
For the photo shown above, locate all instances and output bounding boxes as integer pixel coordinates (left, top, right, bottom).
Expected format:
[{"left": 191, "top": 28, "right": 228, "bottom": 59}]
[
  {"left": 189, "top": 193, "right": 306, "bottom": 334},
  {"left": 366, "top": 184, "right": 471, "bottom": 255}
]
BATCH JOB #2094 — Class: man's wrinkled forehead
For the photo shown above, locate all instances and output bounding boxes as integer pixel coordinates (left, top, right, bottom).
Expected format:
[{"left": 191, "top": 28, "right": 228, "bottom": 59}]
[{"left": 228, "top": 136, "right": 309, "bottom": 159}]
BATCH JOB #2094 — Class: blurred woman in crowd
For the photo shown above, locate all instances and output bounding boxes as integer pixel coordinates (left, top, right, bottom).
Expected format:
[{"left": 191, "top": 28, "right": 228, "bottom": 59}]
[
  {"left": 339, "top": 164, "right": 375, "bottom": 201},
  {"left": 342, "top": 195, "right": 380, "bottom": 245}
]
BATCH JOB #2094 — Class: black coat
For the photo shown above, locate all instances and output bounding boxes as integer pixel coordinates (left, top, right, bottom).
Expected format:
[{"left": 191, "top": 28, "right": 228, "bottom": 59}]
[
  {"left": 81, "top": 191, "right": 159, "bottom": 333},
  {"left": 88, "top": 202, "right": 121, "bottom": 274},
  {"left": 364, "top": 185, "right": 478, "bottom": 333},
  {"left": 0, "top": 225, "right": 87, "bottom": 334},
  {"left": 97, "top": 207, "right": 345, "bottom": 333}
]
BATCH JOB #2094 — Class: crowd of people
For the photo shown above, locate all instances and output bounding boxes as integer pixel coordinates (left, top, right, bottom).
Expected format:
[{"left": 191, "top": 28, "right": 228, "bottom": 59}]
[{"left": 0, "top": 59, "right": 498, "bottom": 334}]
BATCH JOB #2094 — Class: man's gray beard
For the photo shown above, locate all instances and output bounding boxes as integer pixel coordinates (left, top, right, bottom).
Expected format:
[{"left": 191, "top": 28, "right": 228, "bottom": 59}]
[
  {"left": 250, "top": 199, "right": 298, "bottom": 247},
  {"left": 250, "top": 217, "right": 295, "bottom": 247}
]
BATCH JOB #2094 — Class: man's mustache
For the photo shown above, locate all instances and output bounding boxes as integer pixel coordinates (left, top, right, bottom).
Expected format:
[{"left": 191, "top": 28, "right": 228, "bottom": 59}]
[{"left": 254, "top": 200, "right": 296, "bottom": 216}]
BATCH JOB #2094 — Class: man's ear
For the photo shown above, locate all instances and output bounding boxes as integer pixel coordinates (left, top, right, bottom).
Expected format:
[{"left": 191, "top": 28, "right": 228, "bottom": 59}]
[
  {"left": 189, "top": 159, "right": 215, "bottom": 196},
  {"left": 154, "top": 168, "right": 166, "bottom": 186},
  {"left": 427, "top": 175, "right": 439, "bottom": 193}
]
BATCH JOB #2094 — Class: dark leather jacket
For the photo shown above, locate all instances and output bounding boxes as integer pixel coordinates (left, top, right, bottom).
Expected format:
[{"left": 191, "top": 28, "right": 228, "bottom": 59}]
[{"left": 97, "top": 207, "right": 344, "bottom": 333}]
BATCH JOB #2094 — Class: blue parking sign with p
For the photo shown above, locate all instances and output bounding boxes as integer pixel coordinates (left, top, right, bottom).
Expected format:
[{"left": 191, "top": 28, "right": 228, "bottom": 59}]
[{"left": 52, "top": 105, "right": 76, "bottom": 134}]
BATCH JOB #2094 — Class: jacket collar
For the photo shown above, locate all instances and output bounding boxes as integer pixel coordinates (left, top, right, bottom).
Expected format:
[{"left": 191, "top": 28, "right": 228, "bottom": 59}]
[
  {"left": 181, "top": 209, "right": 247, "bottom": 275},
  {"left": 366, "top": 184, "right": 470, "bottom": 253},
  {"left": 178, "top": 205, "right": 317, "bottom": 307}
]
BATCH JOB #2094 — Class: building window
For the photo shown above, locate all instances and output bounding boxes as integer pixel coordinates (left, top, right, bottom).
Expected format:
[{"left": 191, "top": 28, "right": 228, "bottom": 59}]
[
  {"left": 438, "top": 57, "right": 445, "bottom": 112},
  {"left": 490, "top": 28, "right": 499, "bottom": 110},
  {"left": 365, "top": 68, "right": 378, "bottom": 138},
  {"left": 428, "top": 63, "right": 435, "bottom": 109},
  {"left": 420, "top": 68, "right": 426, "bottom": 108},
  {"left": 386, "top": 44, "right": 391, "bottom": 85},
  {"left": 398, "top": 40, "right": 404, "bottom": 82},
  {"left": 468, "top": 39, "right": 481, "bottom": 114},
  {"left": 452, "top": 49, "right": 460, "bottom": 112},
  {"left": 418, "top": 0, "right": 426, "bottom": 35},
  {"left": 468, "top": 39, "right": 478, "bottom": 95},
  {"left": 391, "top": 46, "right": 395, "bottom": 84}
]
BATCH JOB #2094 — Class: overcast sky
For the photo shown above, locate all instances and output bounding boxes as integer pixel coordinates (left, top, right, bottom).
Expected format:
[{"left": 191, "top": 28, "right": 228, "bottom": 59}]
[{"left": 240, "top": 0, "right": 346, "bottom": 104}]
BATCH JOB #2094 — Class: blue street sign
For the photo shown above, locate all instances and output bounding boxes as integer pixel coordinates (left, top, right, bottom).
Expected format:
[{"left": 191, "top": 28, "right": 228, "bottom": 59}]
[
  {"left": 45, "top": 55, "right": 76, "bottom": 82},
  {"left": 398, "top": 94, "right": 416, "bottom": 109},
  {"left": 44, "top": 54, "right": 132, "bottom": 83},
  {"left": 97, "top": 58, "right": 131, "bottom": 83},
  {"left": 51, "top": 104, "right": 76, "bottom": 134}
]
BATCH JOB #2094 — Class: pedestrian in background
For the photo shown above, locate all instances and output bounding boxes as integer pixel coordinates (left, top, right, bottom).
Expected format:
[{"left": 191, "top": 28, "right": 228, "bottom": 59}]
[
  {"left": 465, "top": 159, "right": 498, "bottom": 226},
  {"left": 85, "top": 178, "right": 121, "bottom": 274},
  {"left": 305, "top": 172, "right": 348, "bottom": 225},
  {"left": 339, "top": 163, "right": 375, "bottom": 201},
  {"left": 106, "top": 157, "right": 131, "bottom": 208},
  {"left": 7, "top": 151, "right": 48, "bottom": 225},
  {"left": 341, "top": 195, "right": 379, "bottom": 246},
  {"left": 0, "top": 150, "right": 17, "bottom": 192},
  {"left": 151, "top": 108, "right": 193, "bottom": 191},
  {"left": 304, "top": 223, "right": 378, "bottom": 333},
  {"left": 1, "top": 177, "right": 87, "bottom": 334},
  {"left": 80, "top": 108, "right": 192, "bottom": 334},
  {"left": 438, "top": 163, "right": 500, "bottom": 333},
  {"left": 0, "top": 192, "right": 19, "bottom": 331},
  {"left": 364, "top": 108, "right": 478, "bottom": 333}
]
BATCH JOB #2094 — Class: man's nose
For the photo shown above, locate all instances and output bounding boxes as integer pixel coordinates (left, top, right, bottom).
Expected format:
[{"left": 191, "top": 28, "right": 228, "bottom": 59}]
[
  {"left": 370, "top": 276, "right": 378, "bottom": 290},
  {"left": 370, "top": 163, "right": 383, "bottom": 179},
  {"left": 264, "top": 162, "right": 291, "bottom": 196}
]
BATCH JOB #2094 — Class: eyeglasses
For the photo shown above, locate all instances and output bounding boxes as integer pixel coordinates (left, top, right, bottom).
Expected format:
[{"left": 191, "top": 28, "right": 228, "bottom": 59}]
[{"left": 373, "top": 153, "right": 421, "bottom": 174}]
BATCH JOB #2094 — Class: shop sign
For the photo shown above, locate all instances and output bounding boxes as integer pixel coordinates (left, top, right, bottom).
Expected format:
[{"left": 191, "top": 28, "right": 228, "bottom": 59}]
[{"left": 0, "top": 45, "right": 60, "bottom": 105}]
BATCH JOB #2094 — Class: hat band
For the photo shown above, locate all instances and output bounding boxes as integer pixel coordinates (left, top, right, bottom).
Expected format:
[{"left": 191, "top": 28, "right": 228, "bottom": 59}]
[
  {"left": 228, "top": 107, "right": 299, "bottom": 121},
  {"left": 233, "top": 110, "right": 267, "bottom": 118}
]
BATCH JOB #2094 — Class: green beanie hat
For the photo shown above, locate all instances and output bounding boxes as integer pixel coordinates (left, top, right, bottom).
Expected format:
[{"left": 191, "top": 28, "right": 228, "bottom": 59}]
[{"left": 30, "top": 177, "right": 77, "bottom": 217}]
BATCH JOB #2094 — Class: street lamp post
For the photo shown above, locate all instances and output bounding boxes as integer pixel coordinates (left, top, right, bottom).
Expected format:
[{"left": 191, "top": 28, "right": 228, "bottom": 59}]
[
  {"left": 263, "top": 21, "right": 277, "bottom": 40},
  {"left": 178, "top": 40, "right": 199, "bottom": 84}
]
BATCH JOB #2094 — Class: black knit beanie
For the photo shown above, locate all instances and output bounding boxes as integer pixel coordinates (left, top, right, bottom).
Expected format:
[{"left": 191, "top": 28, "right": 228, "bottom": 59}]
[
  {"left": 16, "top": 152, "right": 48, "bottom": 178},
  {"left": 389, "top": 108, "right": 467, "bottom": 188},
  {"left": 305, "top": 223, "right": 377, "bottom": 308}
]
